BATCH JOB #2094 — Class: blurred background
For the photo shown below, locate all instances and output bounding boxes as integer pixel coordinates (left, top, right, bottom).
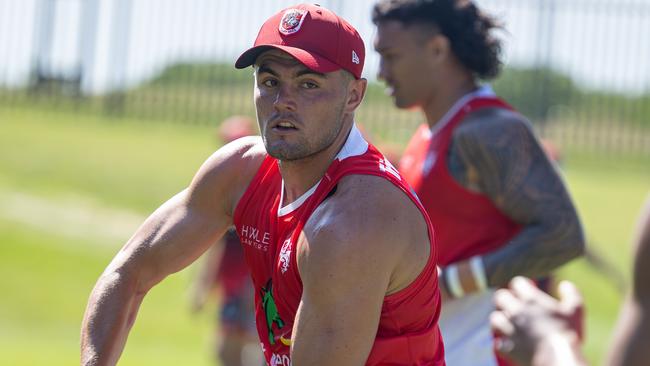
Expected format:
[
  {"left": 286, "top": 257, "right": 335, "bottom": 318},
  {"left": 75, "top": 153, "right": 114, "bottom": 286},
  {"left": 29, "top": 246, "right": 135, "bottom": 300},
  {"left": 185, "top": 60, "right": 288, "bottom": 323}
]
[{"left": 0, "top": 0, "right": 648, "bottom": 365}]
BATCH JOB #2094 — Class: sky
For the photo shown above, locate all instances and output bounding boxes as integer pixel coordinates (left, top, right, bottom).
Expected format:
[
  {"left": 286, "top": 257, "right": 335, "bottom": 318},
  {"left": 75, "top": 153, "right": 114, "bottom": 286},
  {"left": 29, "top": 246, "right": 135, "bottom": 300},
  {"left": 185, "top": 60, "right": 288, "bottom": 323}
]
[{"left": 0, "top": 0, "right": 649, "bottom": 94}]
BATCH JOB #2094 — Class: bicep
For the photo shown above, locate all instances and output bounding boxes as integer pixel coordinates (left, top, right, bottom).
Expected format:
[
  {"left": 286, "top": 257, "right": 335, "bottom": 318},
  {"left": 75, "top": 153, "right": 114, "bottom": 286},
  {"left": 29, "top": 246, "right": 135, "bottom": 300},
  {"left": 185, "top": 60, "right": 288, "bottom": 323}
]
[
  {"left": 452, "top": 117, "right": 577, "bottom": 226},
  {"left": 108, "top": 188, "right": 230, "bottom": 291},
  {"left": 107, "top": 139, "right": 262, "bottom": 291},
  {"left": 291, "top": 230, "right": 391, "bottom": 365}
]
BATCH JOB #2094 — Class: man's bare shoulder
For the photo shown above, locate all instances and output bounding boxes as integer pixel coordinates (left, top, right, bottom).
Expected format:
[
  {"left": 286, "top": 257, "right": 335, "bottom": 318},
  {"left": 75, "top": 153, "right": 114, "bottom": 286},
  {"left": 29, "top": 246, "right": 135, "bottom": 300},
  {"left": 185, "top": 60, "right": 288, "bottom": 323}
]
[
  {"left": 447, "top": 105, "right": 547, "bottom": 194},
  {"left": 188, "top": 136, "right": 266, "bottom": 215},
  {"left": 311, "top": 174, "right": 422, "bottom": 242},
  {"left": 299, "top": 174, "right": 430, "bottom": 293}
]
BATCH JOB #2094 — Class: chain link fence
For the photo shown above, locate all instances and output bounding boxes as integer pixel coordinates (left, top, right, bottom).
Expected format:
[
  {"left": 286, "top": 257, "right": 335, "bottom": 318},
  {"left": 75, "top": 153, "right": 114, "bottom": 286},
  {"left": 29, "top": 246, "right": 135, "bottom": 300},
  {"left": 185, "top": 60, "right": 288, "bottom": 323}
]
[{"left": 1, "top": 0, "right": 649, "bottom": 155}]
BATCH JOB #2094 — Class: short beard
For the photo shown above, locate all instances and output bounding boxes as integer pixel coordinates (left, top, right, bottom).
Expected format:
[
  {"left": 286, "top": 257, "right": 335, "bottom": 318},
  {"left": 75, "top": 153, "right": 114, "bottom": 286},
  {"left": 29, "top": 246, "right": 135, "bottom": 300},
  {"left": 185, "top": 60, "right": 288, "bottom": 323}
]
[{"left": 265, "top": 103, "right": 347, "bottom": 162}]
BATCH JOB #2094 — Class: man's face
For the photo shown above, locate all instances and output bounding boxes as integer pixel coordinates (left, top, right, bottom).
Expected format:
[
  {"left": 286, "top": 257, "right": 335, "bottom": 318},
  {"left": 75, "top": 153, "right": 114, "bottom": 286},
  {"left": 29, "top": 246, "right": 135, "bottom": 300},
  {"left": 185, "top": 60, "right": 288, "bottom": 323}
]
[
  {"left": 254, "top": 50, "right": 351, "bottom": 161},
  {"left": 374, "top": 20, "right": 438, "bottom": 109}
]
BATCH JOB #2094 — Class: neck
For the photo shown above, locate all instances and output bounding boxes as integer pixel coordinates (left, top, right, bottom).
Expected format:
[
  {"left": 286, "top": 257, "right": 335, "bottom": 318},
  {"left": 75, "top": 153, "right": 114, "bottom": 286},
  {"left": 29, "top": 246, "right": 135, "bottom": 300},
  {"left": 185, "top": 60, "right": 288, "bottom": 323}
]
[
  {"left": 423, "top": 75, "right": 477, "bottom": 128},
  {"left": 279, "top": 121, "right": 353, "bottom": 206}
]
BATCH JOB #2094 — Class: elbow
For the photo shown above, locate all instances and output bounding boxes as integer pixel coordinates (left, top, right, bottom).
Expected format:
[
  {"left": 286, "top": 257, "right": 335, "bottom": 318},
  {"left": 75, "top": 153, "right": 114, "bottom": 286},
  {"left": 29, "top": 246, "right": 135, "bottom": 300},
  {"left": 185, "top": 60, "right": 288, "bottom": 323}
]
[
  {"left": 571, "top": 218, "right": 587, "bottom": 258},
  {"left": 558, "top": 220, "right": 586, "bottom": 265},
  {"left": 567, "top": 232, "right": 586, "bottom": 263}
]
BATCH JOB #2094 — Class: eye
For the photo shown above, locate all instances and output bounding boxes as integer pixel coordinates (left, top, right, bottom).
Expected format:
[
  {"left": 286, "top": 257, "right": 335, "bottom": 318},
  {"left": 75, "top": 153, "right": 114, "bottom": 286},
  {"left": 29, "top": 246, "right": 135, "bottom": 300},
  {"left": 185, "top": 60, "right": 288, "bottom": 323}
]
[
  {"left": 261, "top": 78, "right": 277, "bottom": 87},
  {"left": 301, "top": 81, "right": 318, "bottom": 89}
]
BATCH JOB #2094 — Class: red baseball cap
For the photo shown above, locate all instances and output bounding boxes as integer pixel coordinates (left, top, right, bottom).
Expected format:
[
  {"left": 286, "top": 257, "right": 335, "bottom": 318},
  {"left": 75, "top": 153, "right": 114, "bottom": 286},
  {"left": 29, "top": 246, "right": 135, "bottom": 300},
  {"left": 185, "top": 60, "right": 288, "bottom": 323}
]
[{"left": 235, "top": 3, "right": 365, "bottom": 79}]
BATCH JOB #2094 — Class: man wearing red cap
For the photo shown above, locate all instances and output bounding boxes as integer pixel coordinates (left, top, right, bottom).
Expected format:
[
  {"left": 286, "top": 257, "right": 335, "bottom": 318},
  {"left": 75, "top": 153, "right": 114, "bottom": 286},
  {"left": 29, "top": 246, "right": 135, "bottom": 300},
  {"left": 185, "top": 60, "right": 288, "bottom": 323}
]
[{"left": 81, "top": 4, "right": 445, "bottom": 366}]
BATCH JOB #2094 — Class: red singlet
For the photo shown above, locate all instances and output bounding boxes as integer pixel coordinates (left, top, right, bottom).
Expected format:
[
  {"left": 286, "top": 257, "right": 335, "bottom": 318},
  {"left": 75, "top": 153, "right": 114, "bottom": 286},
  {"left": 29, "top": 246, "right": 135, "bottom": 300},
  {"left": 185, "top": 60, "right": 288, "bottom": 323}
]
[
  {"left": 399, "top": 96, "right": 522, "bottom": 266},
  {"left": 233, "top": 126, "right": 445, "bottom": 366}
]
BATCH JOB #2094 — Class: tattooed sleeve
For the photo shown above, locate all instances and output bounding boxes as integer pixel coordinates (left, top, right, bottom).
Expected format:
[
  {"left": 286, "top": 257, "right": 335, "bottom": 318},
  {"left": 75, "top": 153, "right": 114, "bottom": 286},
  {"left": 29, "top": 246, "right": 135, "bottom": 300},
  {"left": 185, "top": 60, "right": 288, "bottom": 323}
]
[{"left": 447, "top": 108, "right": 585, "bottom": 287}]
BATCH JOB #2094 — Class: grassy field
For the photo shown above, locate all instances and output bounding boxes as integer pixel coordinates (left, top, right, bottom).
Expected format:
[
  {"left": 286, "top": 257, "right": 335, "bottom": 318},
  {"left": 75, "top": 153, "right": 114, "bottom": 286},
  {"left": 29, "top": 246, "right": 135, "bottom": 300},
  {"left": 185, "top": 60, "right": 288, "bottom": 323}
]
[{"left": 1, "top": 105, "right": 648, "bottom": 365}]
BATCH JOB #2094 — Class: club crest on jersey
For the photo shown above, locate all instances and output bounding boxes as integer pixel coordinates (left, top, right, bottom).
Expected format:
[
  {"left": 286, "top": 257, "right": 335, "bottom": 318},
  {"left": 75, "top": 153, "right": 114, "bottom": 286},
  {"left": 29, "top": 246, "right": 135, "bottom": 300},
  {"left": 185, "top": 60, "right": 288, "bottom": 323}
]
[
  {"left": 278, "top": 239, "right": 292, "bottom": 273},
  {"left": 279, "top": 9, "right": 307, "bottom": 35}
]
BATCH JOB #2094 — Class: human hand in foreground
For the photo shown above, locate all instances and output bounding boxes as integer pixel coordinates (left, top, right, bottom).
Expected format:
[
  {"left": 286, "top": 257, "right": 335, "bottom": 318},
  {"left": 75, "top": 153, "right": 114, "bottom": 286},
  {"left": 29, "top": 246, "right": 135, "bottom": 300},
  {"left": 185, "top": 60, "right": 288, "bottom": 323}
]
[{"left": 490, "top": 277, "right": 586, "bottom": 366}]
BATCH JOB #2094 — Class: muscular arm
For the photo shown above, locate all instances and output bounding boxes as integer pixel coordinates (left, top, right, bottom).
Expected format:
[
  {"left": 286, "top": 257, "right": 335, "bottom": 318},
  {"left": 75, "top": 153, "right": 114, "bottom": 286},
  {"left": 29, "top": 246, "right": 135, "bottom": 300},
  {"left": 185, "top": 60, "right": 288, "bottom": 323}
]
[
  {"left": 607, "top": 196, "right": 650, "bottom": 366},
  {"left": 80, "top": 138, "right": 264, "bottom": 366},
  {"left": 290, "top": 175, "right": 430, "bottom": 365},
  {"left": 447, "top": 109, "right": 584, "bottom": 288}
]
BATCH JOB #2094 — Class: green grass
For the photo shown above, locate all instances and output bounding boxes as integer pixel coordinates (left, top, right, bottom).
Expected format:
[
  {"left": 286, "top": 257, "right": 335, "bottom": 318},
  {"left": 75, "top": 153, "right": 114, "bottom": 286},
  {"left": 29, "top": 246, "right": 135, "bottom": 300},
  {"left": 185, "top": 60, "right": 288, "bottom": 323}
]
[
  {"left": 0, "top": 220, "right": 214, "bottom": 366},
  {"left": 0, "top": 104, "right": 648, "bottom": 365},
  {"left": 559, "top": 152, "right": 649, "bottom": 364},
  {"left": 0, "top": 106, "right": 217, "bottom": 213}
]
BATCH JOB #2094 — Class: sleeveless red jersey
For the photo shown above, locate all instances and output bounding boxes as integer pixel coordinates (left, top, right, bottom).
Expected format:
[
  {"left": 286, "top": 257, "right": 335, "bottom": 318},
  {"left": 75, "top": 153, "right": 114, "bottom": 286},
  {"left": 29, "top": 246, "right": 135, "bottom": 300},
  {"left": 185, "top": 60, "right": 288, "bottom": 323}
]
[
  {"left": 233, "top": 126, "right": 445, "bottom": 366},
  {"left": 399, "top": 94, "right": 522, "bottom": 266}
]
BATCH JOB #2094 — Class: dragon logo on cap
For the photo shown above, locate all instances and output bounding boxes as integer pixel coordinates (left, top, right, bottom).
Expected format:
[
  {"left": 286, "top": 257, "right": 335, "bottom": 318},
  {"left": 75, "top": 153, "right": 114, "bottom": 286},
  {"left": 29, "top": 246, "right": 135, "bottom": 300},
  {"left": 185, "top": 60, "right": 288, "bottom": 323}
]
[{"left": 279, "top": 9, "right": 307, "bottom": 35}]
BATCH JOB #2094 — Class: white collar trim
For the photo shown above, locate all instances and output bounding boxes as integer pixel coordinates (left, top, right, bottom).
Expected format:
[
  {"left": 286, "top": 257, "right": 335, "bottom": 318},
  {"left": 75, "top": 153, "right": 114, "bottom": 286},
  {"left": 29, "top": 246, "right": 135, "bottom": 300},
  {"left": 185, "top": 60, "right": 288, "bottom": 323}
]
[
  {"left": 277, "top": 179, "right": 321, "bottom": 216},
  {"left": 276, "top": 124, "right": 368, "bottom": 216},
  {"left": 335, "top": 123, "right": 369, "bottom": 161},
  {"left": 426, "top": 84, "right": 496, "bottom": 138}
]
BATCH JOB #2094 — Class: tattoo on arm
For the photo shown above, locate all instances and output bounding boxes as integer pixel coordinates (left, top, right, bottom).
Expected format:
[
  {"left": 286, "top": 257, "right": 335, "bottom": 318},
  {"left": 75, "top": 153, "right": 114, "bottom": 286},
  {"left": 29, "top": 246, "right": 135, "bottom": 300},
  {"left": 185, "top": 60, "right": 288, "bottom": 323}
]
[{"left": 448, "top": 110, "right": 585, "bottom": 287}]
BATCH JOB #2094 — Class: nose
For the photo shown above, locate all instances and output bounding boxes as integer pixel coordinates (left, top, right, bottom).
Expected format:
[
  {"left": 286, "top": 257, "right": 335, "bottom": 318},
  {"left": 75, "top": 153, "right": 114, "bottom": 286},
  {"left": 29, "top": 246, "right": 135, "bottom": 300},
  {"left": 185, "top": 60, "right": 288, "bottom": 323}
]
[{"left": 273, "top": 84, "right": 297, "bottom": 112}]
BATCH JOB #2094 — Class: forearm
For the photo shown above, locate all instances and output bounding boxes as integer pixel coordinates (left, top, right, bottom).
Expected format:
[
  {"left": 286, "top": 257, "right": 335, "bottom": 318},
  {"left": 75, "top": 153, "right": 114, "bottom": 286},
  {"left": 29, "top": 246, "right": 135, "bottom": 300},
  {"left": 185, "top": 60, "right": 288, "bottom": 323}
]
[
  {"left": 81, "top": 270, "right": 145, "bottom": 366},
  {"left": 482, "top": 220, "right": 584, "bottom": 288},
  {"left": 440, "top": 222, "right": 584, "bottom": 298}
]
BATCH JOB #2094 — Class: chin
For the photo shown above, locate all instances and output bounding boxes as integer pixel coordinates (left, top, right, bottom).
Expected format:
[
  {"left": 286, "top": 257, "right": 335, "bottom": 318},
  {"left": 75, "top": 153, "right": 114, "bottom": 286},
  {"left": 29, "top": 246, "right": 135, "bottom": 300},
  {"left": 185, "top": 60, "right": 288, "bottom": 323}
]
[
  {"left": 394, "top": 97, "right": 417, "bottom": 110},
  {"left": 266, "top": 144, "right": 305, "bottom": 162}
]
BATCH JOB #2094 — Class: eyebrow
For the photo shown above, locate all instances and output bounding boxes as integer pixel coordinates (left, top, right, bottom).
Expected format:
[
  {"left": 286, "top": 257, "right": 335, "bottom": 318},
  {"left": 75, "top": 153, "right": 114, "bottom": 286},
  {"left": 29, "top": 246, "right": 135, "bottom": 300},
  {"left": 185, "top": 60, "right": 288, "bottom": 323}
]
[
  {"left": 296, "top": 68, "right": 327, "bottom": 78},
  {"left": 257, "top": 64, "right": 278, "bottom": 77},
  {"left": 256, "top": 63, "right": 327, "bottom": 79}
]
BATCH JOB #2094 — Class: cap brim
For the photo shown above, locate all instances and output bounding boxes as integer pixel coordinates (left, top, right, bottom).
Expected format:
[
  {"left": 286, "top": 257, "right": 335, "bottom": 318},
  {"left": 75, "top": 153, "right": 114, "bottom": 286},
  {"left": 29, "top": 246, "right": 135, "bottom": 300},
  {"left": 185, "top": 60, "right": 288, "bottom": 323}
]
[{"left": 235, "top": 45, "right": 340, "bottom": 74}]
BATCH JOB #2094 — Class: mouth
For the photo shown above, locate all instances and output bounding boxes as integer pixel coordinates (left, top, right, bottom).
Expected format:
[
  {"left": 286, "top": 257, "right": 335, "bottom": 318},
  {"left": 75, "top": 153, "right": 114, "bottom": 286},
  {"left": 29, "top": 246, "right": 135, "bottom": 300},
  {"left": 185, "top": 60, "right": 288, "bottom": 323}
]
[{"left": 269, "top": 118, "right": 299, "bottom": 133}]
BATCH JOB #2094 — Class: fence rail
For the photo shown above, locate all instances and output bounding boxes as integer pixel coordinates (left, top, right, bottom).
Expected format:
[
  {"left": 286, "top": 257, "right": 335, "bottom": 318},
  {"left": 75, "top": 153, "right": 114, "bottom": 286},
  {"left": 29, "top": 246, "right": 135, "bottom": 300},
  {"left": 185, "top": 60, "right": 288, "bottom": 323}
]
[{"left": 1, "top": 0, "right": 649, "bottom": 155}]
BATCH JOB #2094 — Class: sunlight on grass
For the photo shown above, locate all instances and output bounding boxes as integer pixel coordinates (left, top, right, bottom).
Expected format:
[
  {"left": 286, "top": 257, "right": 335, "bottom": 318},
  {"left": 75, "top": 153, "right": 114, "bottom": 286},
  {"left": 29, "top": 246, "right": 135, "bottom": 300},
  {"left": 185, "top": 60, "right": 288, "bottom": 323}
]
[{"left": 1, "top": 104, "right": 648, "bottom": 365}]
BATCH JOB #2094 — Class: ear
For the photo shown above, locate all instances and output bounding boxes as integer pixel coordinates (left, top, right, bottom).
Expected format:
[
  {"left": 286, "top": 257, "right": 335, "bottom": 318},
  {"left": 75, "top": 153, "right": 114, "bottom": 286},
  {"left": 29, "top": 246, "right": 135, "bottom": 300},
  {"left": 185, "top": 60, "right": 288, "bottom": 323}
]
[
  {"left": 426, "top": 34, "right": 451, "bottom": 64},
  {"left": 344, "top": 78, "right": 367, "bottom": 113}
]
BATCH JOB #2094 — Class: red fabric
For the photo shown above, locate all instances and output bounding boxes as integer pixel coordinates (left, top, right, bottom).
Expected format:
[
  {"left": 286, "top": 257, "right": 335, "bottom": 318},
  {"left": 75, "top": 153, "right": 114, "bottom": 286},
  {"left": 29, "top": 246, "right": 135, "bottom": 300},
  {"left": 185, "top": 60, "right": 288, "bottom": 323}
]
[
  {"left": 233, "top": 143, "right": 445, "bottom": 365},
  {"left": 235, "top": 3, "right": 365, "bottom": 79},
  {"left": 398, "top": 97, "right": 523, "bottom": 266}
]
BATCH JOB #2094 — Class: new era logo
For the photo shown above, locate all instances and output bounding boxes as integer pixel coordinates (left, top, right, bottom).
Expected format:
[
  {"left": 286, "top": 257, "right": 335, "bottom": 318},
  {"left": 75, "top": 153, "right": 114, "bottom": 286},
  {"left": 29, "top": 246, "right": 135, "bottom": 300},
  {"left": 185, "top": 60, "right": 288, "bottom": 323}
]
[{"left": 352, "top": 50, "right": 360, "bottom": 64}]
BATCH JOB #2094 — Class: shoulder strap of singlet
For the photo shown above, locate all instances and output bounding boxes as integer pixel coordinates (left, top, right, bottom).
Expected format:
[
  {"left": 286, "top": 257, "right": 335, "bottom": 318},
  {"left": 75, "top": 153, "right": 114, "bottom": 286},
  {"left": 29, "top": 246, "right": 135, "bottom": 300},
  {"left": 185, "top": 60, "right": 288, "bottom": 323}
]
[
  {"left": 233, "top": 154, "right": 277, "bottom": 227},
  {"left": 446, "top": 96, "right": 514, "bottom": 131},
  {"left": 295, "top": 144, "right": 437, "bottom": 262},
  {"left": 438, "top": 96, "right": 515, "bottom": 152}
]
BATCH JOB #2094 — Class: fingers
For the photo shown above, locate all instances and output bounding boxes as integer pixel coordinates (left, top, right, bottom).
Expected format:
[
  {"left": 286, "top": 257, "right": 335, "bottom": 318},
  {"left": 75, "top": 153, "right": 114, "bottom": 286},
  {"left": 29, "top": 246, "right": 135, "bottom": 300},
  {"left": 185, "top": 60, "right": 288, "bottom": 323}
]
[
  {"left": 509, "top": 276, "right": 541, "bottom": 299},
  {"left": 557, "top": 280, "right": 583, "bottom": 313},
  {"left": 511, "top": 276, "right": 558, "bottom": 307},
  {"left": 557, "top": 280, "right": 585, "bottom": 341},
  {"left": 490, "top": 310, "right": 515, "bottom": 337},
  {"left": 494, "top": 287, "right": 524, "bottom": 315},
  {"left": 494, "top": 336, "right": 515, "bottom": 356}
]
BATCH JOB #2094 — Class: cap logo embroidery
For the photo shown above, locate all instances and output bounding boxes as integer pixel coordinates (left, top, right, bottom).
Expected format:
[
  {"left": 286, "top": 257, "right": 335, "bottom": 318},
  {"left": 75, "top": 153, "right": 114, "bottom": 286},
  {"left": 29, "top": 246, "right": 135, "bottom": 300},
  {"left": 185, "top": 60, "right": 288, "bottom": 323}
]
[
  {"left": 352, "top": 50, "right": 360, "bottom": 65},
  {"left": 279, "top": 9, "right": 307, "bottom": 35}
]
